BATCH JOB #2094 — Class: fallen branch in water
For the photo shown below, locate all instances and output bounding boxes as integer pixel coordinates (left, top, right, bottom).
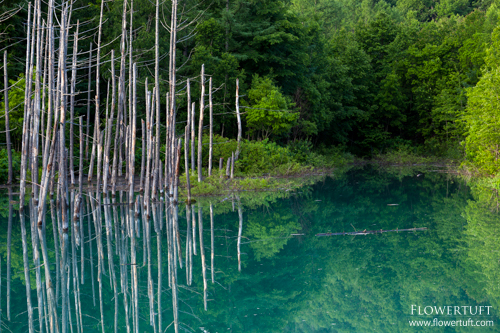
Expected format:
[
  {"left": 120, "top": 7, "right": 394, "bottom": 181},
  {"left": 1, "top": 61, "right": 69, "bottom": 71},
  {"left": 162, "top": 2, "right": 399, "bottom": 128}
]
[{"left": 316, "top": 227, "right": 428, "bottom": 237}]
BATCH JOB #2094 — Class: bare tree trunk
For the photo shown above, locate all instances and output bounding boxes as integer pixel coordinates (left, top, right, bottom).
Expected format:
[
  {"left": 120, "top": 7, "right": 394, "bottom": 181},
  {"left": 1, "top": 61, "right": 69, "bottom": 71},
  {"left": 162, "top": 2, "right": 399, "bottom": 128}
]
[
  {"left": 69, "top": 21, "right": 80, "bottom": 185},
  {"left": 40, "top": 21, "right": 47, "bottom": 166},
  {"left": 6, "top": 189, "right": 12, "bottom": 320},
  {"left": 89, "top": 193, "right": 105, "bottom": 333},
  {"left": 79, "top": 117, "right": 83, "bottom": 192},
  {"left": 168, "top": 0, "right": 178, "bottom": 193},
  {"left": 237, "top": 198, "right": 242, "bottom": 271},
  {"left": 198, "top": 206, "right": 208, "bottom": 310},
  {"left": 140, "top": 119, "right": 145, "bottom": 192},
  {"left": 3, "top": 52, "right": 12, "bottom": 184},
  {"left": 192, "top": 204, "right": 197, "bottom": 255},
  {"left": 198, "top": 65, "right": 205, "bottom": 182},
  {"left": 191, "top": 101, "right": 195, "bottom": 175},
  {"left": 129, "top": 0, "right": 134, "bottom": 172},
  {"left": 235, "top": 78, "right": 241, "bottom": 160},
  {"left": 170, "top": 205, "right": 179, "bottom": 333},
  {"left": 186, "top": 79, "right": 191, "bottom": 172},
  {"left": 230, "top": 151, "right": 234, "bottom": 179},
  {"left": 155, "top": 0, "right": 161, "bottom": 188},
  {"left": 32, "top": 0, "right": 42, "bottom": 201},
  {"left": 152, "top": 84, "right": 160, "bottom": 200},
  {"left": 174, "top": 139, "right": 181, "bottom": 204},
  {"left": 86, "top": 196, "right": 96, "bottom": 307},
  {"left": 19, "top": 210, "right": 35, "bottom": 333},
  {"left": 156, "top": 217, "right": 162, "bottom": 333},
  {"left": 184, "top": 127, "right": 191, "bottom": 204},
  {"left": 129, "top": 63, "right": 137, "bottom": 200},
  {"left": 112, "top": 0, "right": 129, "bottom": 193},
  {"left": 210, "top": 203, "right": 214, "bottom": 283},
  {"left": 88, "top": 112, "right": 98, "bottom": 184},
  {"left": 19, "top": 4, "right": 32, "bottom": 210},
  {"left": 71, "top": 194, "right": 83, "bottom": 333},
  {"left": 86, "top": 43, "right": 93, "bottom": 160},
  {"left": 103, "top": 50, "right": 116, "bottom": 194},
  {"left": 208, "top": 77, "right": 213, "bottom": 176},
  {"left": 91, "top": 0, "right": 104, "bottom": 183},
  {"left": 103, "top": 196, "right": 118, "bottom": 333},
  {"left": 130, "top": 200, "right": 139, "bottom": 333},
  {"left": 144, "top": 90, "right": 153, "bottom": 219},
  {"left": 185, "top": 204, "right": 192, "bottom": 285}
]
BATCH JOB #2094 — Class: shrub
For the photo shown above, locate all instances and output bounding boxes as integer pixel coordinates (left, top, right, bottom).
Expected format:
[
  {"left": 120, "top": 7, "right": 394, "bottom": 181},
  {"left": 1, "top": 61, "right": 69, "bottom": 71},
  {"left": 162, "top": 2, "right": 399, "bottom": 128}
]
[{"left": 0, "top": 149, "right": 21, "bottom": 183}]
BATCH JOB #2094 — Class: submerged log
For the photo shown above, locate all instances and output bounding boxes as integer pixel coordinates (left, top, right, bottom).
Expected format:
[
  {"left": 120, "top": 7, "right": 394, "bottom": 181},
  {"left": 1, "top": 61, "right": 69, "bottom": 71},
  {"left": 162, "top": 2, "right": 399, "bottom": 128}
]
[{"left": 315, "top": 227, "right": 428, "bottom": 237}]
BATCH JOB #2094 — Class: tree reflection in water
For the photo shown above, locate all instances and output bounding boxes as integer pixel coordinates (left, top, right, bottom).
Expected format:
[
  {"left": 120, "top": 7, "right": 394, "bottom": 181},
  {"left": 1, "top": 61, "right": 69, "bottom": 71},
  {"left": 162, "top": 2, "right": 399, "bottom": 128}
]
[{"left": 1, "top": 166, "right": 500, "bottom": 332}]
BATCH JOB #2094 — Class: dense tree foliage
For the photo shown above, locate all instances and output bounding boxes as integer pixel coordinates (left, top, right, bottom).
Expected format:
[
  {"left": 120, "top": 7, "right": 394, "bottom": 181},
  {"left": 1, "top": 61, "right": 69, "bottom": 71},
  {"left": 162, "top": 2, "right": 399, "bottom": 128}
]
[{"left": 1, "top": 0, "right": 499, "bottom": 171}]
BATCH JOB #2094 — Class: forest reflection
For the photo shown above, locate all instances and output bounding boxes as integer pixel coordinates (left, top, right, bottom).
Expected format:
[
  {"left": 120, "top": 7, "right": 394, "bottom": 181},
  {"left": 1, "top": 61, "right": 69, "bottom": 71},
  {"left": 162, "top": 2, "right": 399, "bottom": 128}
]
[{"left": 2, "top": 166, "right": 500, "bottom": 332}]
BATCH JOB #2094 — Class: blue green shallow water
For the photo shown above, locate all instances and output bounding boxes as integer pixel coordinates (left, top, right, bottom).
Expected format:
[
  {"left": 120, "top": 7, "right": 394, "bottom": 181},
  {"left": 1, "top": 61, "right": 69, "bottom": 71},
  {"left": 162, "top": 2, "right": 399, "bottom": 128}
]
[{"left": 1, "top": 165, "right": 500, "bottom": 332}]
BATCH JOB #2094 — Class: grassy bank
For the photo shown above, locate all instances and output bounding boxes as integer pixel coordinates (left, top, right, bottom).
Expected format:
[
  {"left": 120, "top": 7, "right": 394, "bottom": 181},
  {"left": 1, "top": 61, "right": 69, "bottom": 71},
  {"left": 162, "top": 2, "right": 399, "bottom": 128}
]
[{"left": 178, "top": 169, "right": 332, "bottom": 199}]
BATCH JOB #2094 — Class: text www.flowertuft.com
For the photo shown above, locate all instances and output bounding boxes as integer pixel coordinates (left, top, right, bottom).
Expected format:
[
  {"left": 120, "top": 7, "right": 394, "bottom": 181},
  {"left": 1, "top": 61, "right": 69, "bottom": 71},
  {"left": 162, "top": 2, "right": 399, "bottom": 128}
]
[{"left": 408, "top": 318, "right": 494, "bottom": 327}]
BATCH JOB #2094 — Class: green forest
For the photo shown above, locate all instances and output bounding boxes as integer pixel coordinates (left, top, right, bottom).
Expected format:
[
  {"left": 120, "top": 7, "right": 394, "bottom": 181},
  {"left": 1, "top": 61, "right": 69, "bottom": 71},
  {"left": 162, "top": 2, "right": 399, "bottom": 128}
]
[{"left": 1, "top": 0, "right": 500, "bottom": 180}]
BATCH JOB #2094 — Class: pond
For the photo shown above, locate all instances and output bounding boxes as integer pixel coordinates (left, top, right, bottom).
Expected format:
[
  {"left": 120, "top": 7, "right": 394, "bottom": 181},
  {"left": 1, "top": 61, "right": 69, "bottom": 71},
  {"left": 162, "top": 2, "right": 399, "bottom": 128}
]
[{"left": 1, "top": 165, "right": 500, "bottom": 332}]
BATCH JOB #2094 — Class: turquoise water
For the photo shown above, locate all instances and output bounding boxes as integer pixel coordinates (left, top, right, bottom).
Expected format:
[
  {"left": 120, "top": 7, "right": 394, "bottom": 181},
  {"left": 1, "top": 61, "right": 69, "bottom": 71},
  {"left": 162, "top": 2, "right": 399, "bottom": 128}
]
[{"left": 1, "top": 166, "right": 500, "bottom": 332}]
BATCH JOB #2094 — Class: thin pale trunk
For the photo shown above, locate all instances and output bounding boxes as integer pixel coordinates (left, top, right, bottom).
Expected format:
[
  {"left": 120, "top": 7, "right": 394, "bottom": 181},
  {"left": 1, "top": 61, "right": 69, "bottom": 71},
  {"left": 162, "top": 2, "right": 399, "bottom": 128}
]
[
  {"left": 19, "top": 3, "right": 32, "bottom": 210},
  {"left": 144, "top": 90, "right": 153, "bottom": 219},
  {"left": 168, "top": 0, "right": 178, "bottom": 192},
  {"left": 69, "top": 22, "right": 80, "bottom": 185},
  {"left": 86, "top": 196, "right": 96, "bottom": 307},
  {"left": 199, "top": 206, "right": 207, "bottom": 310},
  {"left": 32, "top": 0, "right": 42, "bottom": 200},
  {"left": 235, "top": 78, "right": 241, "bottom": 159},
  {"left": 237, "top": 198, "right": 242, "bottom": 271},
  {"left": 192, "top": 203, "right": 197, "bottom": 256},
  {"left": 230, "top": 151, "right": 234, "bottom": 179},
  {"left": 20, "top": 210, "right": 35, "bottom": 333},
  {"left": 185, "top": 204, "right": 192, "bottom": 285},
  {"left": 94, "top": 0, "right": 105, "bottom": 186},
  {"left": 210, "top": 203, "right": 214, "bottom": 283},
  {"left": 88, "top": 112, "right": 98, "bottom": 184},
  {"left": 103, "top": 196, "right": 118, "bottom": 333},
  {"left": 155, "top": 0, "right": 161, "bottom": 187},
  {"left": 191, "top": 101, "right": 195, "bottom": 175},
  {"left": 4, "top": 52, "right": 12, "bottom": 184},
  {"left": 41, "top": 20, "right": 47, "bottom": 164},
  {"left": 114, "top": 0, "right": 129, "bottom": 192},
  {"left": 184, "top": 127, "right": 191, "bottom": 204},
  {"left": 103, "top": 50, "right": 116, "bottom": 194},
  {"left": 140, "top": 119, "right": 146, "bottom": 192},
  {"left": 174, "top": 139, "right": 181, "bottom": 204},
  {"left": 71, "top": 194, "right": 83, "bottom": 333},
  {"left": 186, "top": 79, "right": 191, "bottom": 172},
  {"left": 50, "top": 196, "right": 60, "bottom": 312},
  {"left": 90, "top": 193, "right": 105, "bottom": 333},
  {"left": 6, "top": 189, "right": 12, "bottom": 320},
  {"left": 156, "top": 212, "right": 162, "bottom": 333},
  {"left": 208, "top": 77, "right": 213, "bottom": 176},
  {"left": 130, "top": 201, "right": 139, "bottom": 333},
  {"left": 86, "top": 43, "right": 93, "bottom": 160},
  {"left": 129, "top": 63, "right": 137, "bottom": 202},
  {"left": 171, "top": 205, "right": 179, "bottom": 333},
  {"left": 129, "top": 0, "right": 134, "bottom": 175},
  {"left": 198, "top": 65, "right": 205, "bottom": 182}
]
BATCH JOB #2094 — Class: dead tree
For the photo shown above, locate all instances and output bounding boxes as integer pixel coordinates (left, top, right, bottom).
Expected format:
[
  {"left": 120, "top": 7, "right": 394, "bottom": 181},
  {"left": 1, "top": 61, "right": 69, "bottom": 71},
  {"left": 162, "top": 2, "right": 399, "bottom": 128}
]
[{"left": 198, "top": 64, "right": 205, "bottom": 182}]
